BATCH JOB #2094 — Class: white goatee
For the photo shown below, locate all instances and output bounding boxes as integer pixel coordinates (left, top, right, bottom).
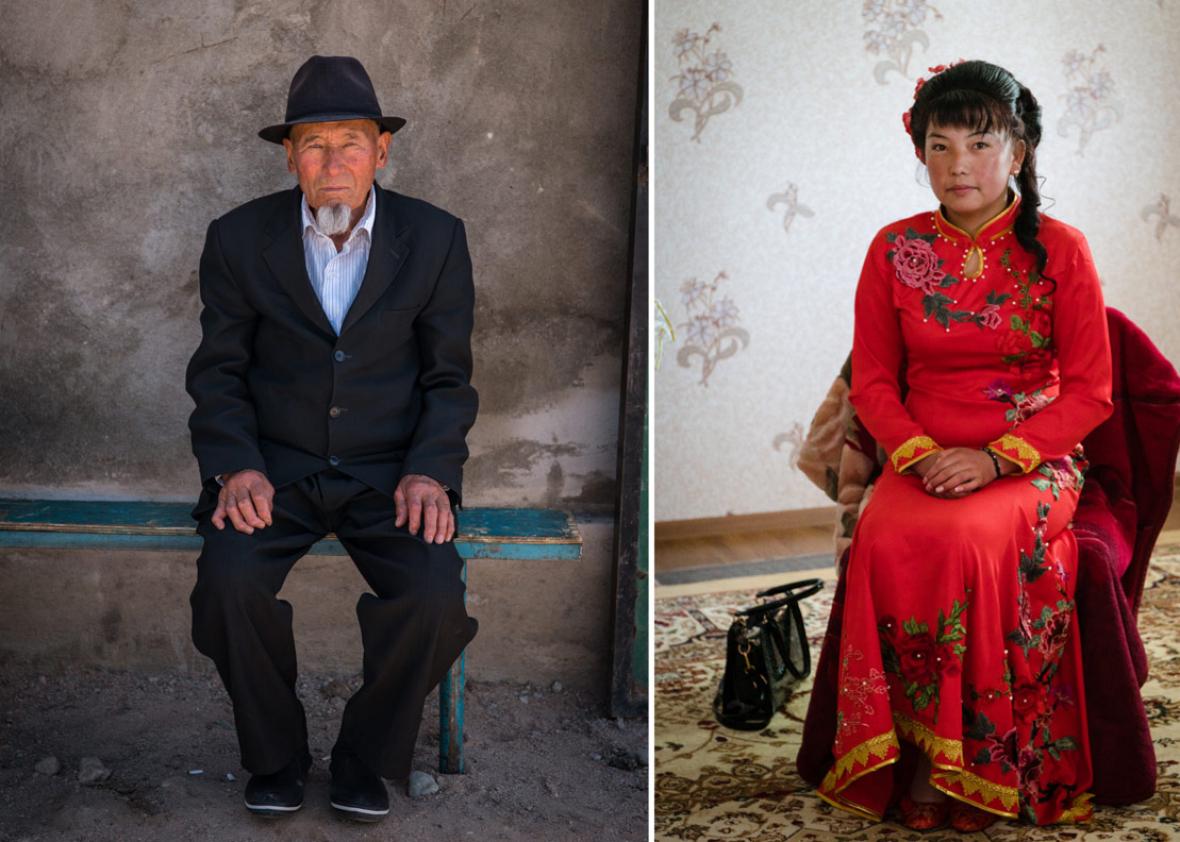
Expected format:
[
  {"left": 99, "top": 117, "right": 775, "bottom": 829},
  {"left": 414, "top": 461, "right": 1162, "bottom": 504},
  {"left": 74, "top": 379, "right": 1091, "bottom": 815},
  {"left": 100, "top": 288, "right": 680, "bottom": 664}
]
[{"left": 315, "top": 202, "right": 352, "bottom": 236}]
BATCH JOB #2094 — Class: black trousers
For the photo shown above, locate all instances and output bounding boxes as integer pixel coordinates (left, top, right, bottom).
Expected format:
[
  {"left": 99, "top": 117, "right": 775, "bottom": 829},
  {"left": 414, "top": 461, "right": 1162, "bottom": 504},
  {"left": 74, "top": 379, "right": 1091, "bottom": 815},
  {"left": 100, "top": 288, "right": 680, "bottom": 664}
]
[{"left": 189, "top": 468, "right": 478, "bottom": 780}]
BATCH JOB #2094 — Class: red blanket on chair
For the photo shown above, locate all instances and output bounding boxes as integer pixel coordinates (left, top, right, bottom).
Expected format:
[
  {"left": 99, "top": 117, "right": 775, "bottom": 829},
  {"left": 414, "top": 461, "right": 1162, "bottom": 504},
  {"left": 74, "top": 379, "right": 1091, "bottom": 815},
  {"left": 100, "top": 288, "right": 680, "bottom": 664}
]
[{"left": 796, "top": 307, "right": 1180, "bottom": 806}]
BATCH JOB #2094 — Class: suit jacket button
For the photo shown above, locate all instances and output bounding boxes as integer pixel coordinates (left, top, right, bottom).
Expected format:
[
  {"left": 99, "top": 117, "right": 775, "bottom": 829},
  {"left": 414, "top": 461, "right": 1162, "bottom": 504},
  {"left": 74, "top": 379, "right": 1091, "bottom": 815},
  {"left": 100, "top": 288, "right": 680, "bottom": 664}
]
[
  {"left": 329, "top": 455, "right": 340, "bottom": 466},
  {"left": 329, "top": 406, "right": 342, "bottom": 418},
  {"left": 334, "top": 350, "right": 346, "bottom": 362}
]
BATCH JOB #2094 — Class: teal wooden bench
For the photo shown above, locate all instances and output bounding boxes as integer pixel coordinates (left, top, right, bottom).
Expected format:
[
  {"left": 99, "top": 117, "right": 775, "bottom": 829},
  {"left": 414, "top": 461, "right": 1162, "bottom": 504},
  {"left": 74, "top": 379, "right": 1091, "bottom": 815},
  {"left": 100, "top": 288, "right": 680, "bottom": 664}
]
[{"left": 0, "top": 498, "right": 582, "bottom": 775}]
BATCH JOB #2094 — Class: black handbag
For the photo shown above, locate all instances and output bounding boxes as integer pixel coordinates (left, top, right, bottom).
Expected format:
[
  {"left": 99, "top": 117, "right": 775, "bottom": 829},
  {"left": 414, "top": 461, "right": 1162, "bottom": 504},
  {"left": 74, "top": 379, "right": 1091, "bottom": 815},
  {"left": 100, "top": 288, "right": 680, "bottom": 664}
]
[{"left": 712, "top": 578, "right": 824, "bottom": 730}]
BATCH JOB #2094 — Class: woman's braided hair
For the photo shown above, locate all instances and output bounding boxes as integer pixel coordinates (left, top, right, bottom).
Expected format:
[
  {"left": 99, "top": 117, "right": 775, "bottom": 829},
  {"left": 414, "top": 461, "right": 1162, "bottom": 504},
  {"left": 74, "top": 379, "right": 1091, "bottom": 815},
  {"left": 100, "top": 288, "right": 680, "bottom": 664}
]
[{"left": 907, "top": 60, "right": 1051, "bottom": 284}]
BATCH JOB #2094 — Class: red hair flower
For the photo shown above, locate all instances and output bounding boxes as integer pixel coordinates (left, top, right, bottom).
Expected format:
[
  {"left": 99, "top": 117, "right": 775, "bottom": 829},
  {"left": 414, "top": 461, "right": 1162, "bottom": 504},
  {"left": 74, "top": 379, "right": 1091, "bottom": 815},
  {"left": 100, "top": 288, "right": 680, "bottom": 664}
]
[
  {"left": 924, "top": 59, "right": 968, "bottom": 86},
  {"left": 904, "top": 59, "right": 969, "bottom": 151},
  {"left": 910, "top": 59, "right": 969, "bottom": 103}
]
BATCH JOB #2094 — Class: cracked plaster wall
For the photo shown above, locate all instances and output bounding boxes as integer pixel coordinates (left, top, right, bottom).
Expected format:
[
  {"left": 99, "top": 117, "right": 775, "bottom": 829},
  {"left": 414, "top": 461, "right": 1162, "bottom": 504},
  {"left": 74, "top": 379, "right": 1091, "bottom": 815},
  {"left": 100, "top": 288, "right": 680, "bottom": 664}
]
[{"left": 0, "top": 0, "right": 642, "bottom": 513}]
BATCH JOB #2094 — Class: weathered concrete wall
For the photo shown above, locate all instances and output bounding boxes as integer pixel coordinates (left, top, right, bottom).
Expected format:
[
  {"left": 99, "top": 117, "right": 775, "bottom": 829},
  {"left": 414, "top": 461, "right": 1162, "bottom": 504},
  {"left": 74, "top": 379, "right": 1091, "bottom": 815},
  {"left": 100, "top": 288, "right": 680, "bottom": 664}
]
[
  {"left": 0, "top": 0, "right": 642, "bottom": 512},
  {"left": 0, "top": 518, "right": 616, "bottom": 692}
]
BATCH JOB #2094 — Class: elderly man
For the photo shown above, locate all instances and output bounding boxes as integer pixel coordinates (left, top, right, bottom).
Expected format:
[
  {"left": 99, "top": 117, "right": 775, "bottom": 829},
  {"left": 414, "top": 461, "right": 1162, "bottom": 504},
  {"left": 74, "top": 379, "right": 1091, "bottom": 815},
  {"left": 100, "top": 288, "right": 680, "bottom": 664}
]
[{"left": 186, "top": 55, "right": 479, "bottom": 822}]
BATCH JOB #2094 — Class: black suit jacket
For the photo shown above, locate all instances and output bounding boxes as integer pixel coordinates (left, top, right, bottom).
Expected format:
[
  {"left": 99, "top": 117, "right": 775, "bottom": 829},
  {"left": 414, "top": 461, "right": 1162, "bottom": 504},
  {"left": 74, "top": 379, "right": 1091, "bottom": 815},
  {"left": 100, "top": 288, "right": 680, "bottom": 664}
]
[{"left": 186, "top": 183, "right": 478, "bottom": 511}]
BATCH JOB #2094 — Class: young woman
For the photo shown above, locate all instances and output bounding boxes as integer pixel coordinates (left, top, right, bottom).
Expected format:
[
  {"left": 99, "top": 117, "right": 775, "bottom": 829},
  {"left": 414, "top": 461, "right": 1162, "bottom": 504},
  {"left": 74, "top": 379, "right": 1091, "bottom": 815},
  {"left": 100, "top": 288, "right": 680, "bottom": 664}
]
[{"left": 813, "top": 60, "right": 1112, "bottom": 831}]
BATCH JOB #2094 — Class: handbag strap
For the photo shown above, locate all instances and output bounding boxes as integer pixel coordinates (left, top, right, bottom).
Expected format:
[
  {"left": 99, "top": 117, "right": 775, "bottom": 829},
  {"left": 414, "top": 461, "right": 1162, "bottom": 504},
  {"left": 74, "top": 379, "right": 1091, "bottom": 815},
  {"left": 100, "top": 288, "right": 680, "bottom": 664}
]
[
  {"left": 755, "top": 577, "right": 824, "bottom": 601},
  {"left": 737, "top": 578, "right": 824, "bottom": 618},
  {"left": 783, "top": 600, "right": 810, "bottom": 679}
]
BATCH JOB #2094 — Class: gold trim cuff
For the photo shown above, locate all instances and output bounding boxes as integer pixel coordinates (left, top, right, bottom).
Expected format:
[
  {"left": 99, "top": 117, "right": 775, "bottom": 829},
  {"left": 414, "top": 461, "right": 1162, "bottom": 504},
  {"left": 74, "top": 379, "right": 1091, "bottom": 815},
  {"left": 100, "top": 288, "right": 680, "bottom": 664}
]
[
  {"left": 986, "top": 433, "right": 1041, "bottom": 474},
  {"left": 891, "top": 436, "right": 940, "bottom": 473}
]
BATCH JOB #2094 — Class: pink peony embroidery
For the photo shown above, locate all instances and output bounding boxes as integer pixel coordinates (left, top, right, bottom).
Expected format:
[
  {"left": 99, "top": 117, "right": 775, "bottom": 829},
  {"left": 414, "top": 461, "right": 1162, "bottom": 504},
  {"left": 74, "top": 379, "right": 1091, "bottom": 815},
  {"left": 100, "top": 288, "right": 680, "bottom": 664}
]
[
  {"left": 1041, "top": 458, "right": 1078, "bottom": 492},
  {"left": 891, "top": 236, "right": 944, "bottom": 294},
  {"left": 1014, "top": 392, "right": 1053, "bottom": 422},
  {"left": 977, "top": 303, "right": 1002, "bottom": 329}
]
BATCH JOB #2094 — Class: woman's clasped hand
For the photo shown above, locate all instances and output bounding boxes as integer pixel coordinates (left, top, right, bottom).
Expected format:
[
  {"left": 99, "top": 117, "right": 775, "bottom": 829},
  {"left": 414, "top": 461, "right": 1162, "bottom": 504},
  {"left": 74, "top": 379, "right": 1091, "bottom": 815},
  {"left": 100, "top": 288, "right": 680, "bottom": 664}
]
[{"left": 912, "top": 447, "right": 1008, "bottom": 497}]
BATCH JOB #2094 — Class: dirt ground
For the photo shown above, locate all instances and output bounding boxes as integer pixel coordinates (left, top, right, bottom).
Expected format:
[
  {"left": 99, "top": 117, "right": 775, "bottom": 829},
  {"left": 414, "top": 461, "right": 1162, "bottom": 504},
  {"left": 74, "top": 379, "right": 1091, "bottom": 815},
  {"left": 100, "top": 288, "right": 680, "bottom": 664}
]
[{"left": 0, "top": 662, "right": 649, "bottom": 842}]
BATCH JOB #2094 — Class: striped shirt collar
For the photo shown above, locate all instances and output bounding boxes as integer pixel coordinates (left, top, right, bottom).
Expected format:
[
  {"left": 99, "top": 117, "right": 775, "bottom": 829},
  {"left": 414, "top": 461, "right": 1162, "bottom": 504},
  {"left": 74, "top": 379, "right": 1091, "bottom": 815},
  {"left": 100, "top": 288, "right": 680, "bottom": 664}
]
[{"left": 300, "top": 185, "right": 377, "bottom": 245}]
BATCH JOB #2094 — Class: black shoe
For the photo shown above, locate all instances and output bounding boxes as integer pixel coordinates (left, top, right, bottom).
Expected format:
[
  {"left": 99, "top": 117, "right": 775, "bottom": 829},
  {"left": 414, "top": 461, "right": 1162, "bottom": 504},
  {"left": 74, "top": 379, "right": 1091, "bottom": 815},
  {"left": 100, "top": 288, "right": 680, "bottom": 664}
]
[
  {"left": 329, "top": 744, "right": 390, "bottom": 822},
  {"left": 243, "top": 749, "right": 312, "bottom": 817}
]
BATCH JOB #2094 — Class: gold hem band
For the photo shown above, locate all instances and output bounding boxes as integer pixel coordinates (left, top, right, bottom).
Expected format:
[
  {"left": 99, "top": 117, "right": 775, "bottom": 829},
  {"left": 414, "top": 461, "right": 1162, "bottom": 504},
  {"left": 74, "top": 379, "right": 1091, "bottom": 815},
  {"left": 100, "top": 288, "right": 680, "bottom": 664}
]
[
  {"left": 928, "top": 775, "right": 1019, "bottom": 819},
  {"left": 814, "top": 784, "right": 886, "bottom": 822}
]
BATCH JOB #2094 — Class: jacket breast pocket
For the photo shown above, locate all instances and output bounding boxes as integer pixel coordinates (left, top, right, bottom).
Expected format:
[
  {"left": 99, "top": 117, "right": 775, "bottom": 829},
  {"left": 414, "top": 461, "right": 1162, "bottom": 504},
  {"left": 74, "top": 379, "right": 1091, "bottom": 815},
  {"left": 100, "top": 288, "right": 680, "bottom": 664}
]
[
  {"left": 378, "top": 300, "right": 422, "bottom": 312},
  {"left": 377, "top": 302, "right": 420, "bottom": 326}
]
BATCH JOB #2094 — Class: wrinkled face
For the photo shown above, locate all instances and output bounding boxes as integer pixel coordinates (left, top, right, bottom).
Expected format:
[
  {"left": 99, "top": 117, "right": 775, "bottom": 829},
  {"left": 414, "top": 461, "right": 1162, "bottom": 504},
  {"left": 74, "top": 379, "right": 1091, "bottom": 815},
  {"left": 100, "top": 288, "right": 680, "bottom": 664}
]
[
  {"left": 921, "top": 121, "right": 1025, "bottom": 234},
  {"left": 283, "top": 119, "right": 391, "bottom": 212}
]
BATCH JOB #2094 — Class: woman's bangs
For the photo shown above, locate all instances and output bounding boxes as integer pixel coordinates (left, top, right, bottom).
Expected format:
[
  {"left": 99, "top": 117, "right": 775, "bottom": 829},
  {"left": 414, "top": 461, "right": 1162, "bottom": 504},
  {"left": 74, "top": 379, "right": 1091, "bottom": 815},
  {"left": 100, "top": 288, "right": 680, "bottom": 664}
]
[{"left": 925, "top": 90, "right": 1013, "bottom": 138}]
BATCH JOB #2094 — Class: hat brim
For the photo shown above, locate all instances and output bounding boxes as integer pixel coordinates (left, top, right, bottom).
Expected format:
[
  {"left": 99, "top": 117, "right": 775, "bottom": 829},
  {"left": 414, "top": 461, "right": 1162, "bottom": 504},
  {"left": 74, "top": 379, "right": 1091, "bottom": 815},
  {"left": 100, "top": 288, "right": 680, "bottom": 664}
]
[{"left": 258, "top": 113, "right": 407, "bottom": 144}]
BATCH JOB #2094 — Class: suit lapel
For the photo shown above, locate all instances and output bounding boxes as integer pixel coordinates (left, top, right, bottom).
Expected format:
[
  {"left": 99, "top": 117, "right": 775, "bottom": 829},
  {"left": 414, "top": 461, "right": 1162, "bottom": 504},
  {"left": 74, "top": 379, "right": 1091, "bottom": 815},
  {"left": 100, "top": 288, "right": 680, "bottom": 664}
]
[
  {"left": 262, "top": 187, "right": 336, "bottom": 337},
  {"left": 340, "top": 184, "right": 411, "bottom": 335}
]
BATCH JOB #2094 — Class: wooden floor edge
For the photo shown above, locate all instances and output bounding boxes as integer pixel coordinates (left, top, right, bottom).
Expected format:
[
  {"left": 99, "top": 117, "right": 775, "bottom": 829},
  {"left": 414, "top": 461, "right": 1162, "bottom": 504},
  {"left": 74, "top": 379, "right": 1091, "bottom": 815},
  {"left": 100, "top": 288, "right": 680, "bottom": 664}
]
[{"left": 655, "top": 505, "right": 838, "bottom": 541}]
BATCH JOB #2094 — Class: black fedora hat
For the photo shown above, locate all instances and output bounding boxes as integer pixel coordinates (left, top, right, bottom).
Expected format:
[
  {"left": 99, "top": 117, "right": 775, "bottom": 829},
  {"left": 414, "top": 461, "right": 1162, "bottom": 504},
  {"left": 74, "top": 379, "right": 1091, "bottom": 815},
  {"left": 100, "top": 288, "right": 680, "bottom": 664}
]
[{"left": 258, "top": 55, "right": 406, "bottom": 144}]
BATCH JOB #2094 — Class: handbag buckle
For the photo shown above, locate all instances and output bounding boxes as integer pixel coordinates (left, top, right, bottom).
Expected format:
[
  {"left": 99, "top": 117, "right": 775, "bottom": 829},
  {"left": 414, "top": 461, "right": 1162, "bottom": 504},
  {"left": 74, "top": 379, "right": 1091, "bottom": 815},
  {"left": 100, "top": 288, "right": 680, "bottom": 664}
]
[{"left": 737, "top": 639, "right": 765, "bottom": 685}]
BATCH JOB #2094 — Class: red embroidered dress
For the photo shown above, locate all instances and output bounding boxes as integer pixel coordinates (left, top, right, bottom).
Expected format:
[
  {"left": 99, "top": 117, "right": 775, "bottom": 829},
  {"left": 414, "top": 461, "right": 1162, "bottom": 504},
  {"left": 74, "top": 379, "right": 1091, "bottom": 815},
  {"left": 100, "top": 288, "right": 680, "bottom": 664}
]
[{"left": 817, "top": 191, "right": 1113, "bottom": 824}]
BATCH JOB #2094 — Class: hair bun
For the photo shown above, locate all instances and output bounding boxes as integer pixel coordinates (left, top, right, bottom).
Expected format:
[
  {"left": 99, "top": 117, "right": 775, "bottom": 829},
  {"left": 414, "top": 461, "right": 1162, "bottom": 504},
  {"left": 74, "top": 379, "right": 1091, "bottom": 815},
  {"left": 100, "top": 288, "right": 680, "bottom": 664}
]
[
  {"left": 920, "top": 60, "right": 1017, "bottom": 104},
  {"left": 1016, "top": 85, "right": 1043, "bottom": 146}
]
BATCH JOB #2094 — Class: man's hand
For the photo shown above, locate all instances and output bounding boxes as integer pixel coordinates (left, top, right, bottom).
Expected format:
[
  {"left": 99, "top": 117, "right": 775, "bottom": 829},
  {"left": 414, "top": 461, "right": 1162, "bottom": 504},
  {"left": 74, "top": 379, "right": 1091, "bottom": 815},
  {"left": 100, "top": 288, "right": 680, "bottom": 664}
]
[
  {"left": 915, "top": 448, "right": 1001, "bottom": 498},
  {"left": 395, "top": 474, "right": 454, "bottom": 544},
  {"left": 212, "top": 469, "right": 275, "bottom": 534}
]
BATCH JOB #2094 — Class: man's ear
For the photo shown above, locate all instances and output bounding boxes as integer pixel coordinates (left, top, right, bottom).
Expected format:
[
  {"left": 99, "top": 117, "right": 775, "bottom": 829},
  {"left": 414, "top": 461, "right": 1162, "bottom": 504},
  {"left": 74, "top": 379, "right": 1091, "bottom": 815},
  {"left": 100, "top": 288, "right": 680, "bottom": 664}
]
[
  {"left": 375, "top": 131, "right": 392, "bottom": 169},
  {"left": 282, "top": 138, "right": 297, "bottom": 174}
]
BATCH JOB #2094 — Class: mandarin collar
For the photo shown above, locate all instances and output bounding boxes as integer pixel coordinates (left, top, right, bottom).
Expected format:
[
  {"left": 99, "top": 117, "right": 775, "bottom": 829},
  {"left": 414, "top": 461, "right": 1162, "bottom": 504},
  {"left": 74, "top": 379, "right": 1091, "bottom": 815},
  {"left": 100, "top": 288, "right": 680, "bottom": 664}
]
[{"left": 933, "top": 189, "right": 1021, "bottom": 246}]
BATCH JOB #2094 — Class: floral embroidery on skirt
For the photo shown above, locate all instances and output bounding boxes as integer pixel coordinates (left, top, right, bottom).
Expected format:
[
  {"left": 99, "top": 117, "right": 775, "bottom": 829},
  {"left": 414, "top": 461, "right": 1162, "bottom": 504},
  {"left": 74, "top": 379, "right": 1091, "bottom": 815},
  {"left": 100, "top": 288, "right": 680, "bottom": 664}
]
[{"left": 815, "top": 462, "right": 1094, "bottom": 825}]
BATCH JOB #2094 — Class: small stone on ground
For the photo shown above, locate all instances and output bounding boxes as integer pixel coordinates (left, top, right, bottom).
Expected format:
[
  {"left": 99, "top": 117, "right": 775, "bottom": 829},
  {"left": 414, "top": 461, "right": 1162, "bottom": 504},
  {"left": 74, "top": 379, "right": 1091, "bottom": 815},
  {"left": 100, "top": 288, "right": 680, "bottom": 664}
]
[
  {"left": 606, "top": 747, "right": 642, "bottom": 771},
  {"left": 407, "top": 770, "right": 439, "bottom": 798},
  {"left": 78, "top": 756, "right": 111, "bottom": 784}
]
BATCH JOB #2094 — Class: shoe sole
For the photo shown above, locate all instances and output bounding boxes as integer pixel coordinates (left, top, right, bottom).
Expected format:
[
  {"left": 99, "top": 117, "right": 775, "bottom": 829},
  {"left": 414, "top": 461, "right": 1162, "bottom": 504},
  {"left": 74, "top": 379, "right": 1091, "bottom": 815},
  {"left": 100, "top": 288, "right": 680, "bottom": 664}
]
[
  {"left": 330, "top": 800, "right": 389, "bottom": 822},
  {"left": 245, "top": 801, "right": 303, "bottom": 817},
  {"left": 243, "top": 751, "right": 312, "bottom": 818}
]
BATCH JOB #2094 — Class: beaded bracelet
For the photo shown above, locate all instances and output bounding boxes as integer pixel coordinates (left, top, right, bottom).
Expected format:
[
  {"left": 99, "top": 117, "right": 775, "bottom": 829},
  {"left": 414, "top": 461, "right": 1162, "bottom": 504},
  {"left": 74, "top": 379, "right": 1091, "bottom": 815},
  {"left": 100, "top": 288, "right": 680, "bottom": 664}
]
[{"left": 982, "top": 448, "right": 1002, "bottom": 478}]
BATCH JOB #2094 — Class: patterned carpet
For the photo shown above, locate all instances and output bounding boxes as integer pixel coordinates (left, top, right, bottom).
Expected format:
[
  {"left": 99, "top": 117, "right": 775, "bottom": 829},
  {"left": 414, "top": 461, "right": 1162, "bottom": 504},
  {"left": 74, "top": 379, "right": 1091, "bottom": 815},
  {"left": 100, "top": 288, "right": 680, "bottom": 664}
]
[{"left": 655, "top": 543, "right": 1180, "bottom": 841}]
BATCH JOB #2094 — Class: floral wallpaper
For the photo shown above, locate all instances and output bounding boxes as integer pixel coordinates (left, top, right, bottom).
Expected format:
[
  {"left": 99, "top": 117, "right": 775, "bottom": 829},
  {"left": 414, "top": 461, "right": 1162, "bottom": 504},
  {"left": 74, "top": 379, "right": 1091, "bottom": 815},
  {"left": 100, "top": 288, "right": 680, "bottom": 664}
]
[
  {"left": 655, "top": 0, "right": 1180, "bottom": 522},
  {"left": 766, "top": 183, "right": 814, "bottom": 235},
  {"left": 675, "top": 271, "right": 749, "bottom": 386},
  {"left": 1058, "top": 44, "right": 1122, "bottom": 155},
  {"left": 862, "top": 0, "right": 944, "bottom": 84},
  {"left": 668, "top": 23, "right": 743, "bottom": 141},
  {"left": 772, "top": 422, "right": 806, "bottom": 470},
  {"left": 1142, "top": 194, "right": 1180, "bottom": 241}
]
